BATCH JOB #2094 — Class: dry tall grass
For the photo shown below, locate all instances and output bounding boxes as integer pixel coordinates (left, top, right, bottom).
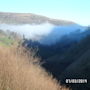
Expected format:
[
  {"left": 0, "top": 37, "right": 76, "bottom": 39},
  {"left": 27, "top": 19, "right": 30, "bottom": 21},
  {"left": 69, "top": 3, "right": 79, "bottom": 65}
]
[{"left": 0, "top": 46, "right": 68, "bottom": 90}]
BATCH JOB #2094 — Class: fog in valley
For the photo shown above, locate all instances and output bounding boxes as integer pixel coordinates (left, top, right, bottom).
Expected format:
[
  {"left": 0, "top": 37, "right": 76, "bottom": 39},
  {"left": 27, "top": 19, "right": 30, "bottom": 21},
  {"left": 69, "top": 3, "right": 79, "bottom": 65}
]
[{"left": 0, "top": 23, "right": 85, "bottom": 45}]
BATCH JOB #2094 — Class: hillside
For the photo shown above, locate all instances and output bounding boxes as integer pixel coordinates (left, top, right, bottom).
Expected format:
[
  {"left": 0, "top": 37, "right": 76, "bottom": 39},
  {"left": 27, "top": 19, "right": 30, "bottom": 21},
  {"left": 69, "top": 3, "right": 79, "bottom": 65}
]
[
  {"left": 0, "top": 30, "right": 20, "bottom": 46},
  {"left": 0, "top": 45, "right": 69, "bottom": 90},
  {"left": 0, "top": 12, "right": 75, "bottom": 25},
  {"left": 0, "top": 30, "right": 69, "bottom": 90},
  {"left": 42, "top": 35, "right": 90, "bottom": 90},
  {"left": 0, "top": 30, "right": 14, "bottom": 46}
]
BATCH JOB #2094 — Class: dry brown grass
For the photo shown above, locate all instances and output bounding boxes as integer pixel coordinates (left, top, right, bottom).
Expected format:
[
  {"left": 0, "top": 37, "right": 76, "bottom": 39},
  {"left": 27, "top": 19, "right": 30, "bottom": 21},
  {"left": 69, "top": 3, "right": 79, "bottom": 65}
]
[{"left": 0, "top": 46, "right": 69, "bottom": 90}]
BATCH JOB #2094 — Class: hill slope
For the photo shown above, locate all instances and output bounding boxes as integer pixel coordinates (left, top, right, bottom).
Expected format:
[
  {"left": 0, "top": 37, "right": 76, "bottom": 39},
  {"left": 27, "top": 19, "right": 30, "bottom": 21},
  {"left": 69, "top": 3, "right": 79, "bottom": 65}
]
[
  {"left": 0, "top": 12, "right": 75, "bottom": 25},
  {"left": 42, "top": 35, "right": 90, "bottom": 90},
  {"left": 59, "top": 35, "right": 90, "bottom": 90},
  {"left": 0, "top": 46, "right": 69, "bottom": 90},
  {"left": 0, "top": 30, "right": 20, "bottom": 46},
  {"left": 0, "top": 30, "right": 14, "bottom": 46}
]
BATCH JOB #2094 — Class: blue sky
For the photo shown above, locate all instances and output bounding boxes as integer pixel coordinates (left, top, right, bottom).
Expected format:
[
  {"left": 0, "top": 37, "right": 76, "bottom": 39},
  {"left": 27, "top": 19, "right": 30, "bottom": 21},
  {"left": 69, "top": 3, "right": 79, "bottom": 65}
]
[{"left": 0, "top": 0, "right": 90, "bottom": 25}]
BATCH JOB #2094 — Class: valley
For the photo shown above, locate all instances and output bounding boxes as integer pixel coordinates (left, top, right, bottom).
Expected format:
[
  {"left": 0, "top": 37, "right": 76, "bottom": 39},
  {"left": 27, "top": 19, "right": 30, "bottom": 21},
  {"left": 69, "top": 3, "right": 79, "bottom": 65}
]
[{"left": 0, "top": 12, "right": 90, "bottom": 90}]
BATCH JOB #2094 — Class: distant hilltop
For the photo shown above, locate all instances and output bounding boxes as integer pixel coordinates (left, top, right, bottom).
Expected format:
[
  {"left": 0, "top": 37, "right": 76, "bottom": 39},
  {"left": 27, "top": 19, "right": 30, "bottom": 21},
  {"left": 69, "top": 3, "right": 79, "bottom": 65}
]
[{"left": 0, "top": 12, "right": 75, "bottom": 25}]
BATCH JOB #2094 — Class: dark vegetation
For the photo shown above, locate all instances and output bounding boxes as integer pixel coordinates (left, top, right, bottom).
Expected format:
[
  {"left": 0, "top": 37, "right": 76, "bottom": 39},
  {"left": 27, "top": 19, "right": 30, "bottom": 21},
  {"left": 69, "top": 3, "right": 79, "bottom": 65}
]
[{"left": 23, "top": 27, "right": 90, "bottom": 90}]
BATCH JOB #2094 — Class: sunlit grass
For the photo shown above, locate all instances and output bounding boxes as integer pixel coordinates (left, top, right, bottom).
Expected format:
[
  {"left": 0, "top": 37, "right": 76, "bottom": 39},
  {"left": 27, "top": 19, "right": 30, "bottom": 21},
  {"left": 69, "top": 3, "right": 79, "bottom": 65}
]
[{"left": 0, "top": 46, "right": 69, "bottom": 90}]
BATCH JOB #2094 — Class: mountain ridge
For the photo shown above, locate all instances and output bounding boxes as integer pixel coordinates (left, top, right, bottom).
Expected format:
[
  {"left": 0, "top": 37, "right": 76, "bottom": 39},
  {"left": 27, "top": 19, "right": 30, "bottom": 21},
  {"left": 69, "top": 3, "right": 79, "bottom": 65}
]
[{"left": 0, "top": 12, "right": 75, "bottom": 25}]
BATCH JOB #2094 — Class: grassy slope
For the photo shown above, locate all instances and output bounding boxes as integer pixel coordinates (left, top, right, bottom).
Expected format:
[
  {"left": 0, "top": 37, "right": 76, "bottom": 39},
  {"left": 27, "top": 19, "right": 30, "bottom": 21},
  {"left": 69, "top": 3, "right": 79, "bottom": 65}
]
[
  {"left": 0, "top": 46, "right": 69, "bottom": 90},
  {"left": 0, "top": 31, "right": 13, "bottom": 46},
  {"left": 0, "top": 30, "right": 19, "bottom": 47},
  {"left": 0, "top": 36, "right": 14, "bottom": 46},
  {"left": 0, "top": 31, "right": 67, "bottom": 90}
]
